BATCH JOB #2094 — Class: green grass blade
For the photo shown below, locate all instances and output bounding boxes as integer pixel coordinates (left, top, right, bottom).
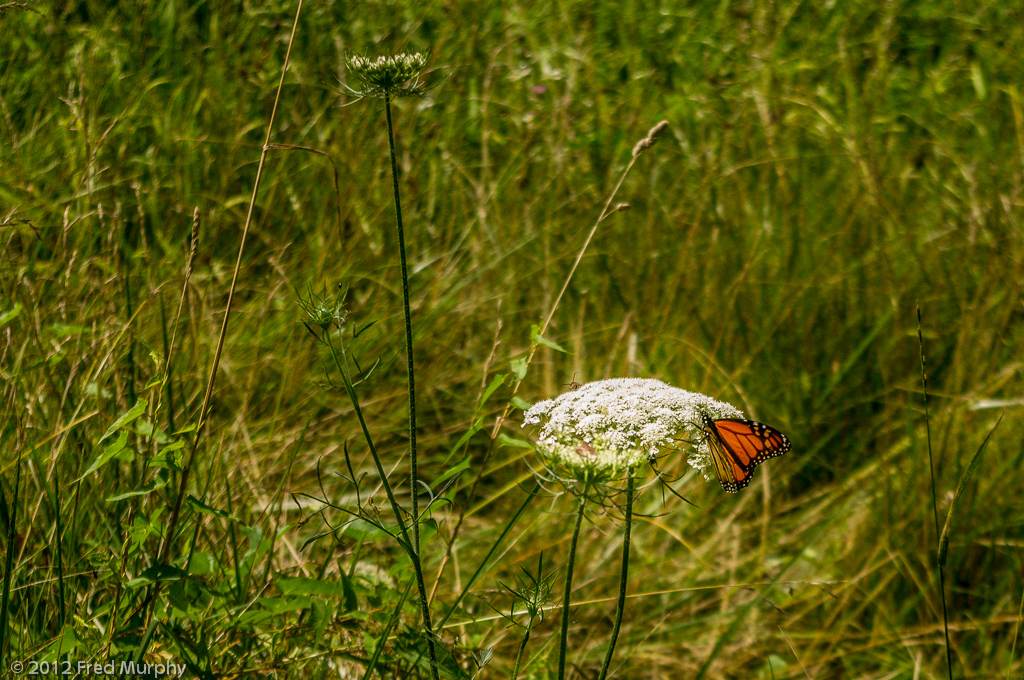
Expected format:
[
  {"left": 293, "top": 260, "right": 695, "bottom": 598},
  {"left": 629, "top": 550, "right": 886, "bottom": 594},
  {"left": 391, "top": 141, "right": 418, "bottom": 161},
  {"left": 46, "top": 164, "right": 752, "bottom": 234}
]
[{"left": 937, "top": 414, "right": 1002, "bottom": 567}]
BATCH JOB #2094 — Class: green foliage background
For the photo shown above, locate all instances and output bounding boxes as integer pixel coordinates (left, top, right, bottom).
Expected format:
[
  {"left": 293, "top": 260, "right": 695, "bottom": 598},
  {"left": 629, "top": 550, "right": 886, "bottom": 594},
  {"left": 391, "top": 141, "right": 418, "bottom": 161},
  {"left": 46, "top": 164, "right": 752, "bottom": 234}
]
[{"left": 2, "top": 0, "right": 1023, "bottom": 677}]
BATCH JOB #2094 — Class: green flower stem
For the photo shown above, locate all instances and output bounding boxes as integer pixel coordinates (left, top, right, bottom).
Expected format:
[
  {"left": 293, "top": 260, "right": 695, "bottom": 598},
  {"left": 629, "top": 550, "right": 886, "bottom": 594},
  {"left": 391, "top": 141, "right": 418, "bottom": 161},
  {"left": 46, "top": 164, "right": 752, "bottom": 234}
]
[
  {"left": 379, "top": 92, "right": 437, "bottom": 678},
  {"left": 597, "top": 471, "right": 635, "bottom": 680},
  {"left": 383, "top": 92, "right": 421, "bottom": 560},
  {"left": 558, "top": 493, "right": 588, "bottom": 680},
  {"left": 325, "top": 332, "right": 439, "bottom": 679},
  {"left": 511, "top": 619, "right": 534, "bottom": 680}
]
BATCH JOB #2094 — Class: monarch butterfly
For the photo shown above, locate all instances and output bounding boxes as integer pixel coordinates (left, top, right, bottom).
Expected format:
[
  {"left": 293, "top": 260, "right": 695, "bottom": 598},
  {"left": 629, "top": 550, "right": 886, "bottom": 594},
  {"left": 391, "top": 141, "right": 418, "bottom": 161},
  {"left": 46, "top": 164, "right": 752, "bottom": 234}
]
[{"left": 701, "top": 413, "right": 791, "bottom": 493}]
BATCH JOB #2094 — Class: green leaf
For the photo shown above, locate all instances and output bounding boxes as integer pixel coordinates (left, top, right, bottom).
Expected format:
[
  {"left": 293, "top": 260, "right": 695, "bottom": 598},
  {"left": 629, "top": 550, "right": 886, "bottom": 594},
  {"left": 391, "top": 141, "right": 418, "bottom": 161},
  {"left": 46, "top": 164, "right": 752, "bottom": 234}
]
[
  {"left": 235, "top": 610, "right": 275, "bottom": 628},
  {"left": 339, "top": 570, "right": 359, "bottom": 612},
  {"left": 344, "top": 518, "right": 398, "bottom": 542},
  {"left": 148, "top": 452, "right": 182, "bottom": 471},
  {"left": 41, "top": 624, "right": 81, "bottom": 662},
  {"left": 136, "top": 418, "right": 172, "bottom": 443},
  {"left": 77, "top": 430, "right": 130, "bottom": 481},
  {"left": 363, "top": 581, "right": 412, "bottom": 675},
  {"left": 277, "top": 576, "right": 351, "bottom": 598},
  {"left": 186, "top": 495, "right": 241, "bottom": 524},
  {"left": 311, "top": 597, "right": 331, "bottom": 644},
  {"left": 189, "top": 551, "right": 217, "bottom": 576},
  {"left": 511, "top": 396, "right": 532, "bottom": 411},
  {"left": 161, "top": 439, "right": 186, "bottom": 452},
  {"left": 448, "top": 419, "right": 482, "bottom": 459},
  {"left": 259, "top": 595, "right": 311, "bottom": 613},
  {"left": 510, "top": 358, "right": 528, "bottom": 381},
  {"left": 0, "top": 303, "right": 23, "bottom": 328},
  {"left": 433, "top": 456, "right": 471, "bottom": 489},
  {"left": 420, "top": 518, "right": 439, "bottom": 547},
  {"left": 167, "top": 577, "right": 213, "bottom": 614},
  {"left": 126, "top": 511, "right": 162, "bottom": 551},
  {"left": 149, "top": 440, "right": 185, "bottom": 471},
  {"left": 363, "top": 631, "right": 379, "bottom": 657},
  {"left": 127, "top": 564, "right": 188, "bottom": 588},
  {"left": 241, "top": 525, "right": 268, "bottom": 562},
  {"left": 106, "top": 471, "right": 169, "bottom": 502},
  {"left": 498, "top": 434, "right": 534, "bottom": 450},
  {"left": 480, "top": 374, "right": 506, "bottom": 405},
  {"left": 49, "top": 323, "right": 89, "bottom": 337},
  {"left": 99, "top": 398, "right": 148, "bottom": 443},
  {"left": 531, "top": 324, "right": 567, "bottom": 353}
]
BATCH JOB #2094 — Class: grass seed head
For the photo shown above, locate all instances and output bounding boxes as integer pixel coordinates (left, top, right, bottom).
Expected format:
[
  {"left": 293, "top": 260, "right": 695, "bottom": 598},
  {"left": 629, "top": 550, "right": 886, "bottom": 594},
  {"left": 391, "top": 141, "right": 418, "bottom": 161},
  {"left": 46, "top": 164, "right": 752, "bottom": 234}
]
[{"left": 632, "top": 119, "right": 671, "bottom": 157}]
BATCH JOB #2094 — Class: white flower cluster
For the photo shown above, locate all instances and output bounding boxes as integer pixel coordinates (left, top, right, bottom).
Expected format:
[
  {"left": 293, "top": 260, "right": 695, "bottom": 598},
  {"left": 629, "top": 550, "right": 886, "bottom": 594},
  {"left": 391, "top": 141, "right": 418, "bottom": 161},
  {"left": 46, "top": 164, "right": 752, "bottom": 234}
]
[
  {"left": 345, "top": 53, "right": 427, "bottom": 97},
  {"left": 523, "top": 378, "right": 742, "bottom": 480}
]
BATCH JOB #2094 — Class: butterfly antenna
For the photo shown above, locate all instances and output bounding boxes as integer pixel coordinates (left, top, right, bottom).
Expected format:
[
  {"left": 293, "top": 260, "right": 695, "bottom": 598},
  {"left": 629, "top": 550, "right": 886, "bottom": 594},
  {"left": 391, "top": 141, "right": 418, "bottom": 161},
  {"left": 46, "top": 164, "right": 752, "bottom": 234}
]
[{"left": 562, "top": 372, "right": 582, "bottom": 391}]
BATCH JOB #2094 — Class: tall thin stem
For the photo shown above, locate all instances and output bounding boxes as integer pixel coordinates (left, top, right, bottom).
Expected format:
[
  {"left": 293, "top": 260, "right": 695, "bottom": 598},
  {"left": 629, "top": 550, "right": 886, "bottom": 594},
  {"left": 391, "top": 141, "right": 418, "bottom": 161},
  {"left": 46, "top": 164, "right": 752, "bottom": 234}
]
[
  {"left": 918, "top": 303, "right": 953, "bottom": 680},
  {"left": 510, "top": 620, "right": 534, "bottom": 680},
  {"left": 558, "top": 494, "right": 588, "bottom": 680},
  {"left": 598, "top": 472, "right": 634, "bottom": 680},
  {"left": 383, "top": 92, "right": 439, "bottom": 680},
  {"left": 384, "top": 93, "right": 420, "bottom": 555}
]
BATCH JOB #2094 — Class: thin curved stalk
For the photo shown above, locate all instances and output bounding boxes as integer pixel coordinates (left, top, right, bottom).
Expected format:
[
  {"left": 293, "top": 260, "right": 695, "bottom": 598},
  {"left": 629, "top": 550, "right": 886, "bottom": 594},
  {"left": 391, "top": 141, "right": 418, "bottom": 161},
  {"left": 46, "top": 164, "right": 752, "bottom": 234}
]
[
  {"left": 435, "top": 131, "right": 655, "bottom": 612},
  {"left": 158, "top": 0, "right": 304, "bottom": 565},
  {"left": 490, "top": 155, "right": 638, "bottom": 440},
  {"left": 558, "top": 494, "right": 588, "bottom": 680},
  {"left": 137, "top": 2, "right": 304, "bottom": 660},
  {"left": 597, "top": 471, "right": 634, "bottom": 680}
]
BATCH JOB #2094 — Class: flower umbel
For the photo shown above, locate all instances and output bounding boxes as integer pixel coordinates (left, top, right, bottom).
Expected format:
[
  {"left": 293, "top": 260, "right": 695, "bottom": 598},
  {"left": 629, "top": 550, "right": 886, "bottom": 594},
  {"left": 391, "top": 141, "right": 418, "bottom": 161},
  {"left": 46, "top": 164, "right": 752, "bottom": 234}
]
[
  {"left": 341, "top": 52, "right": 428, "bottom": 98},
  {"left": 499, "top": 554, "right": 557, "bottom": 629},
  {"left": 523, "top": 378, "right": 742, "bottom": 486},
  {"left": 297, "top": 286, "right": 347, "bottom": 338}
]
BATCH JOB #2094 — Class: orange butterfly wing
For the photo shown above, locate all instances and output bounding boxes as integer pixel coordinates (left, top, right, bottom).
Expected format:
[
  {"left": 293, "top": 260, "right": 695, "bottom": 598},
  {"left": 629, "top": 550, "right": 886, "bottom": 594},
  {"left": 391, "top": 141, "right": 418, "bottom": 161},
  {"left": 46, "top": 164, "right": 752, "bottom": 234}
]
[{"left": 702, "top": 414, "right": 790, "bottom": 493}]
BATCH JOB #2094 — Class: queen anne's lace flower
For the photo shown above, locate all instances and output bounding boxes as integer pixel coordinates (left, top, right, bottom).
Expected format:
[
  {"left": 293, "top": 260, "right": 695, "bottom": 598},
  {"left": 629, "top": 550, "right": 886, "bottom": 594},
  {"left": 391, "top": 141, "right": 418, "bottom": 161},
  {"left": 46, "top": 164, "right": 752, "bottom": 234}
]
[
  {"left": 343, "top": 53, "right": 428, "bottom": 98},
  {"left": 523, "top": 378, "right": 742, "bottom": 483}
]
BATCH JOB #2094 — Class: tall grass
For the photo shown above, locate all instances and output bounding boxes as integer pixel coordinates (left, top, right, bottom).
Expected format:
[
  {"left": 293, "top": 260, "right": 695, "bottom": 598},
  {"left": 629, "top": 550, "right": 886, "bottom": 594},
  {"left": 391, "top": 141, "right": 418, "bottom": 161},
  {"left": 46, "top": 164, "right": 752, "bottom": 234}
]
[{"left": 2, "top": 0, "right": 1024, "bottom": 677}]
